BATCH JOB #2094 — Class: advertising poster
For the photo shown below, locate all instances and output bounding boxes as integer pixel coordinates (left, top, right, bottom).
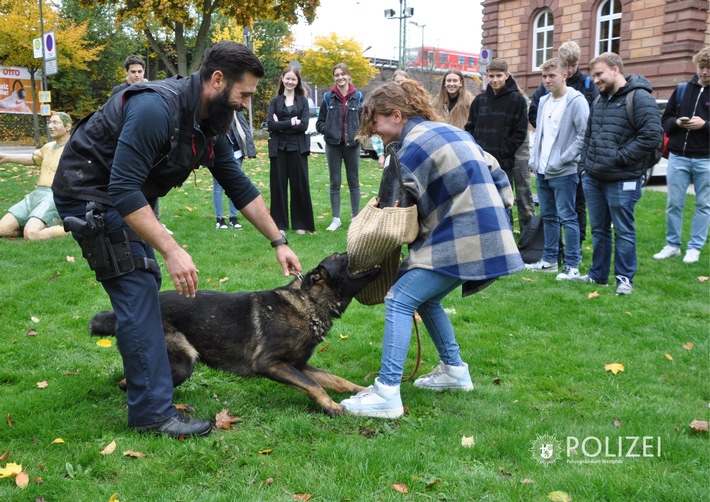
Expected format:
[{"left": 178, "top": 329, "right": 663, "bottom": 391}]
[{"left": 0, "top": 66, "right": 37, "bottom": 115}]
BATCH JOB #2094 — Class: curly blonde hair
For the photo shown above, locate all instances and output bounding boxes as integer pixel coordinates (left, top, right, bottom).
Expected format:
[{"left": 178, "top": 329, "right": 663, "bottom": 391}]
[{"left": 359, "top": 81, "right": 441, "bottom": 137}]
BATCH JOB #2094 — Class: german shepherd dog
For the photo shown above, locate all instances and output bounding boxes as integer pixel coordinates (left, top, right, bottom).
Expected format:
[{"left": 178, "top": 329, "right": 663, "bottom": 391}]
[{"left": 89, "top": 253, "right": 381, "bottom": 417}]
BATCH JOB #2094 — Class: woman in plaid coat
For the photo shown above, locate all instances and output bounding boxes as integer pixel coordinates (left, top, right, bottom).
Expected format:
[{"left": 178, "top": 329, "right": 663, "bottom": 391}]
[{"left": 341, "top": 80, "right": 524, "bottom": 419}]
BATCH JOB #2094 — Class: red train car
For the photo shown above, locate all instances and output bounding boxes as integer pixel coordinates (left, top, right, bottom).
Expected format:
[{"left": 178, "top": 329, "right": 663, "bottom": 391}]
[{"left": 407, "top": 46, "right": 481, "bottom": 76}]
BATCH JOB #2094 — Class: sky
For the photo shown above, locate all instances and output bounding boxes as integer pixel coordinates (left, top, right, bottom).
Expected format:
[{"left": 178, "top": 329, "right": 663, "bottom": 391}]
[{"left": 290, "top": 0, "right": 483, "bottom": 60}]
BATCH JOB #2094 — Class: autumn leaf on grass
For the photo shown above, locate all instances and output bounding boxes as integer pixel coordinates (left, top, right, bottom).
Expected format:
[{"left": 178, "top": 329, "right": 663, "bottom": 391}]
[
  {"left": 36, "top": 380, "right": 49, "bottom": 389},
  {"left": 108, "top": 493, "right": 120, "bottom": 502},
  {"left": 339, "top": 334, "right": 349, "bottom": 340},
  {"left": 0, "top": 462, "right": 22, "bottom": 478},
  {"left": 15, "top": 470, "right": 28, "bottom": 489},
  {"left": 665, "top": 353, "right": 673, "bottom": 361},
  {"left": 461, "top": 435, "right": 475, "bottom": 448},
  {"left": 318, "top": 342, "right": 331, "bottom": 353},
  {"left": 219, "top": 277, "right": 229, "bottom": 284},
  {"left": 683, "top": 342, "right": 694, "bottom": 350},
  {"left": 51, "top": 438, "right": 65, "bottom": 444},
  {"left": 258, "top": 449, "right": 273, "bottom": 455},
  {"left": 698, "top": 276, "right": 709, "bottom": 282},
  {"left": 123, "top": 450, "right": 146, "bottom": 459},
  {"left": 66, "top": 255, "right": 75, "bottom": 263},
  {"left": 0, "top": 451, "right": 9, "bottom": 462},
  {"left": 548, "top": 491, "right": 572, "bottom": 502},
  {"left": 30, "top": 315, "right": 39, "bottom": 323},
  {"left": 26, "top": 328, "right": 37, "bottom": 336},
  {"left": 689, "top": 420, "right": 708, "bottom": 432},
  {"left": 216, "top": 409, "right": 240, "bottom": 430},
  {"left": 292, "top": 494, "right": 312, "bottom": 501},
  {"left": 392, "top": 483, "right": 409, "bottom": 494},
  {"left": 174, "top": 404, "right": 195, "bottom": 414},
  {"left": 96, "top": 339, "right": 113, "bottom": 348},
  {"left": 99, "top": 441, "right": 117, "bottom": 455},
  {"left": 588, "top": 290, "right": 600, "bottom": 299},
  {"left": 605, "top": 363, "right": 624, "bottom": 375},
  {"left": 6, "top": 414, "right": 12, "bottom": 427}
]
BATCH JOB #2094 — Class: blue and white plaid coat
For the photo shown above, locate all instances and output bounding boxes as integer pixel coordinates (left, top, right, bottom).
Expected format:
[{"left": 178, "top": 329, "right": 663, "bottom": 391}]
[{"left": 397, "top": 117, "right": 524, "bottom": 281}]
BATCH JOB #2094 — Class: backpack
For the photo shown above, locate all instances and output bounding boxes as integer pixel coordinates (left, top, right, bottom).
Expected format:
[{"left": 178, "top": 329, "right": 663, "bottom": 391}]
[
  {"left": 592, "top": 88, "right": 663, "bottom": 171},
  {"left": 517, "top": 214, "right": 545, "bottom": 264}
]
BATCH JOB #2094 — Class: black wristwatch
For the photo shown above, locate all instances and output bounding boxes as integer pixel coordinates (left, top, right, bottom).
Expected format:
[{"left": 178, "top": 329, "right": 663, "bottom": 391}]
[{"left": 270, "top": 236, "right": 288, "bottom": 248}]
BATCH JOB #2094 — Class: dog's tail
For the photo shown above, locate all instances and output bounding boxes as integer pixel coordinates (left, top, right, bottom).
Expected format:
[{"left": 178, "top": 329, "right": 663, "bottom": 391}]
[{"left": 88, "top": 310, "right": 117, "bottom": 337}]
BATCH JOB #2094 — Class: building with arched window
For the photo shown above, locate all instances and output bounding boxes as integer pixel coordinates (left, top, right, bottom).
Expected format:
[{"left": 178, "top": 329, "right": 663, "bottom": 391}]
[{"left": 482, "top": 0, "right": 709, "bottom": 98}]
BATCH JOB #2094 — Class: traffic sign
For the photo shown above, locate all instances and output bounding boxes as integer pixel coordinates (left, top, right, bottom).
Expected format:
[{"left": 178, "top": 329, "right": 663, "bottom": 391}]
[
  {"left": 44, "top": 59, "right": 58, "bottom": 76},
  {"left": 43, "top": 31, "right": 57, "bottom": 60},
  {"left": 33, "top": 38, "right": 43, "bottom": 59}
]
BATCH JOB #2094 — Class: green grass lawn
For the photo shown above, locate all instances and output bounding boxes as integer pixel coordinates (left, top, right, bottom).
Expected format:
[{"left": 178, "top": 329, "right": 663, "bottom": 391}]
[{"left": 1, "top": 142, "right": 708, "bottom": 501}]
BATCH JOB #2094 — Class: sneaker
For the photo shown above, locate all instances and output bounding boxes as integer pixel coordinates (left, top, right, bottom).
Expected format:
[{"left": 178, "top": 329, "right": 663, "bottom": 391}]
[
  {"left": 295, "top": 229, "right": 306, "bottom": 235},
  {"left": 615, "top": 275, "right": 633, "bottom": 296},
  {"left": 215, "top": 218, "right": 228, "bottom": 230},
  {"left": 132, "top": 412, "right": 211, "bottom": 438},
  {"left": 556, "top": 266, "right": 580, "bottom": 281},
  {"left": 413, "top": 362, "right": 473, "bottom": 392},
  {"left": 572, "top": 274, "right": 608, "bottom": 285},
  {"left": 229, "top": 217, "right": 243, "bottom": 230},
  {"left": 524, "top": 259, "right": 558, "bottom": 273},
  {"left": 683, "top": 248, "right": 700, "bottom": 264},
  {"left": 326, "top": 217, "right": 342, "bottom": 232},
  {"left": 653, "top": 245, "right": 680, "bottom": 260},
  {"left": 340, "top": 378, "right": 403, "bottom": 419}
]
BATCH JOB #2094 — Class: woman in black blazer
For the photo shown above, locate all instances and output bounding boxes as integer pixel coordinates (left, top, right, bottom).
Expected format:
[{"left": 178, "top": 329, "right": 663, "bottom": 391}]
[{"left": 266, "top": 66, "right": 315, "bottom": 234}]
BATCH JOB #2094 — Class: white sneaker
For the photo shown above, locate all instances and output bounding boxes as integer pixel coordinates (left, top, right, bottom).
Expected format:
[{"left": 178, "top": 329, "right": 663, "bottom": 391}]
[
  {"left": 615, "top": 275, "right": 633, "bottom": 296},
  {"left": 524, "top": 259, "right": 558, "bottom": 273},
  {"left": 556, "top": 266, "right": 580, "bottom": 281},
  {"left": 683, "top": 248, "right": 701, "bottom": 264},
  {"left": 413, "top": 362, "right": 473, "bottom": 392},
  {"left": 653, "top": 245, "right": 680, "bottom": 260},
  {"left": 340, "top": 378, "right": 403, "bottom": 419},
  {"left": 326, "top": 217, "right": 342, "bottom": 232}
]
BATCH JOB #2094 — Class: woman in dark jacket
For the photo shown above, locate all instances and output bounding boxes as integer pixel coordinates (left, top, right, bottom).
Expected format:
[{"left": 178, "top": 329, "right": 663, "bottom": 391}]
[
  {"left": 316, "top": 63, "right": 362, "bottom": 231},
  {"left": 267, "top": 66, "right": 315, "bottom": 234}
]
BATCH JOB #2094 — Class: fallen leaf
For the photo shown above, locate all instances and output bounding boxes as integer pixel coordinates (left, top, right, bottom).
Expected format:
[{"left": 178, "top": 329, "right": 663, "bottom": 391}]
[
  {"left": 30, "top": 316, "right": 39, "bottom": 323},
  {"left": 219, "top": 277, "right": 229, "bottom": 283},
  {"left": 0, "top": 462, "right": 22, "bottom": 478},
  {"left": 698, "top": 276, "right": 709, "bottom": 282},
  {"left": 6, "top": 414, "right": 12, "bottom": 427},
  {"left": 521, "top": 276, "right": 534, "bottom": 282},
  {"left": 425, "top": 479, "right": 441, "bottom": 489},
  {"left": 689, "top": 420, "right": 708, "bottom": 432},
  {"left": 318, "top": 342, "right": 331, "bottom": 353},
  {"left": 292, "top": 494, "right": 311, "bottom": 501},
  {"left": 548, "top": 491, "right": 572, "bottom": 502},
  {"left": 613, "top": 419, "right": 622, "bottom": 427},
  {"left": 108, "top": 494, "right": 120, "bottom": 502},
  {"left": 461, "top": 435, "right": 475, "bottom": 448},
  {"left": 264, "top": 478, "right": 274, "bottom": 485},
  {"left": 96, "top": 339, "right": 113, "bottom": 348},
  {"left": 683, "top": 342, "right": 694, "bottom": 350},
  {"left": 624, "top": 311, "right": 633, "bottom": 316},
  {"left": 493, "top": 378, "right": 501, "bottom": 385},
  {"left": 443, "top": 307, "right": 457, "bottom": 315},
  {"left": 36, "top": 380, "right": 48, "bottom": 389},
  {"left": 0, "top": 451, "right": 8, "bottom": 462},
  {"left": 33, "top": 476, "right": 44, "bottom": 483},
  {"left": 258, "top": 449, "right": 273, "bottom": 455},
  {"left": 588, "top": 291, "right": 600, "bottom": 299},
  {"left": 604, "top": 363, "right": 624, "bottom": 375},
  {"left": 52, "top": 438, "right": 65, "bottom": 444},
  {"left": 174, "top": 404, "right": 195, "bottom": 414},
  {"left": 15, "top": 470, "right": 28, "bottom": 489},
  {"left": 339, "top": 334, "right": 349, "bottom": 340},
  {"left": 665, "top": 353, "right": 673, "bottom": 361},
  {"left": 392, "top": 483, "right": 409, "bottom": 494},
  {"left": 99, "top": 441, "right": 117, "bottom": 455},
  {"left": 123, "top": 450, "right": 146, "bottom": 458},
  {"left": 520, "top": 478, "right": 534, "bottom": 484},
  {"left": 66, "top": 255, "right": 75, "bottom": 262},
  {"left": 26, "top": 329, "right": 37, "bottom": 336},
  {"left": 215, "top": 409, "right": 240, "bottom": 430},
  {"left": 183, "top": 206, "right": 194, "bottom": 212}
]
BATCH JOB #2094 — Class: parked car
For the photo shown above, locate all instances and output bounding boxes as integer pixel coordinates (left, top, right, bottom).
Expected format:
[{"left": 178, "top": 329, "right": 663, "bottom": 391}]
[{"left": 306, "top": 107, "right": 325, "bottom": 154}]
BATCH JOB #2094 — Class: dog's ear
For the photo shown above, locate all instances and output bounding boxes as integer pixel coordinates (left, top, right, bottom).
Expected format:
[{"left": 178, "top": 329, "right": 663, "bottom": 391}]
[{"left": 300, "top": 271, "right": 322, "bottom": 291}]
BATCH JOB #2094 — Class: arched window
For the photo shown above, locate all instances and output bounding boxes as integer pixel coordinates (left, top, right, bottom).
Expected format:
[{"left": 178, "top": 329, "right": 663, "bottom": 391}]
[
  {"left": 596, "top": 0, "right": 621, "bottom": 54},
  {"left": 532, "top": 9, "right": 554, "bottom": 70}
]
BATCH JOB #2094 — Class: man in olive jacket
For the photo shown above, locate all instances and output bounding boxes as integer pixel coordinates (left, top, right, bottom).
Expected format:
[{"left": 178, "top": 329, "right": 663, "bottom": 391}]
[{"left": 576, "top": 52, "right": 662, "bottom": 295}]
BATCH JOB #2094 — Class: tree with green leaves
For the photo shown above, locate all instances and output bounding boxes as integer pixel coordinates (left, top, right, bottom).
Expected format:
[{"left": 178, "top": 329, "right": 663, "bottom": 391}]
[
  {"left": 300, "top": 33, "right": 377, "bottom": 91},
  {"left": 81, "top": 0, "right": 319, "bottom": 76}
]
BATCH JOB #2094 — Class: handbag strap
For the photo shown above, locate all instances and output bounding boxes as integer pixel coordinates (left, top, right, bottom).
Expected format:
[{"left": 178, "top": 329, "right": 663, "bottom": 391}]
[{"left": 379, "top": 142, "right": 413, "bottom": 208}]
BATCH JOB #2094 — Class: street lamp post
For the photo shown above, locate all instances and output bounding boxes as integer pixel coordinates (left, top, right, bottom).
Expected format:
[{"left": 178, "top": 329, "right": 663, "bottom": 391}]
[
  {"left": 384, "top": 0, "right": 414, "bottom": 69},
  {"left": 409, "top": 21, "right": 425, "bottom": 71}
]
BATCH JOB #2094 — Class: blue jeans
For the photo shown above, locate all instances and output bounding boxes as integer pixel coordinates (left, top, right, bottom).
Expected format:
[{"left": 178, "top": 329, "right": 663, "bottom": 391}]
[
  {"left": 536, "top": 173, "right": 580, "bottom": 267},
  {"left": 582, "top": 175, "right": 642, "bottom": 284},
  {"left": 379, "top": 268, "right": 465, "bottom": 386},
  {"left": 212, "top": 177, "right": 238, "bottom": 219},
  {"left": 325, "top": 143, "right": 360, "bottom": 219},
  {"left": 665, "top": 153, "right": 710, "bottom": 250}
]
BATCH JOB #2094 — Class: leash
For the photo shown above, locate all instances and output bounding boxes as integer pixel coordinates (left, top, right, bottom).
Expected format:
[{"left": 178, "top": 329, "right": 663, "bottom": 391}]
[{"left": 401, "top": 314, "right": 422, "bottom": 382}]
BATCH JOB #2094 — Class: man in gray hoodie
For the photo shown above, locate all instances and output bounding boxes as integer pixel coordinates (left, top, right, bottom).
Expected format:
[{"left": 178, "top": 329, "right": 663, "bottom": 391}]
[{"left": 527, "top": 58, "right": 589, "bottom": 280}]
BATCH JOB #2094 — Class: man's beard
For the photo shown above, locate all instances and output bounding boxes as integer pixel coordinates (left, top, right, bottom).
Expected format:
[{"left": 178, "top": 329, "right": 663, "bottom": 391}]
[{"left": 207, "top": 86, "right": 242, "bottom": 135}]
